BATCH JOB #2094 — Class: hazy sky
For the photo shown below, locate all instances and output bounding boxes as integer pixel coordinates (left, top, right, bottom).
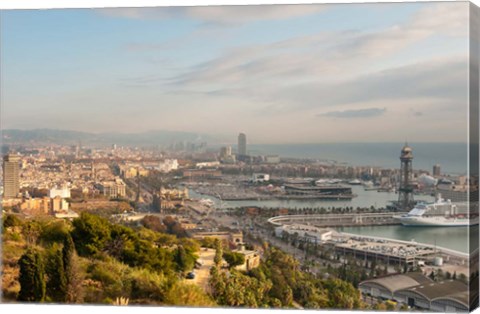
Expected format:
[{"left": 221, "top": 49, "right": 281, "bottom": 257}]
[{"left": 0, "top": 2, "right": 470, "bottom": 144}]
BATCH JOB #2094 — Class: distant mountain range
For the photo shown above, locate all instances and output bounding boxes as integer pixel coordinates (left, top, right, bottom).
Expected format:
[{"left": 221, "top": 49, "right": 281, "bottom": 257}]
[{"left": 1, "top": 129, "right": 220, "bottom": 147}]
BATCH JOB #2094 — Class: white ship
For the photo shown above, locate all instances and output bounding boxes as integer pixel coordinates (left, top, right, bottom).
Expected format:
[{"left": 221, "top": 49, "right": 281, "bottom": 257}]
[
  {"left": 394, "top": 195, "right": 479, "bottom": 227},
  {"left": 348, "top": 179, "right": 362, "bottom": 185},
  {"left": 199, "top": 198, "right": 215, "bottom": 207}
]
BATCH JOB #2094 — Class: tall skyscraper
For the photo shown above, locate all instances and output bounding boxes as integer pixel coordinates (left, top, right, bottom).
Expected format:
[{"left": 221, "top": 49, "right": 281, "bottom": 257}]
[
  {"left": 398, "top": 144, "right": 415, "bottom": 210},
  {"left": 238, "top": 133, "right": 247, "bottom": 156},
  {"left": 433, "top": 164, "right": 441, "bottom": 177},
  {"left": 3, "top": 154, "right": 21, "bottom": 199}
]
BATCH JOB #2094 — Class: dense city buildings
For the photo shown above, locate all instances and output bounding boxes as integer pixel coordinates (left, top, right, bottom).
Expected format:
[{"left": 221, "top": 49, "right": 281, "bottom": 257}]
[
  {"left": 95, "top": 178, "right": 127, "bottom": 199},
  {"left": 436, "top": 175, "right": 473, "bottom": 203}
]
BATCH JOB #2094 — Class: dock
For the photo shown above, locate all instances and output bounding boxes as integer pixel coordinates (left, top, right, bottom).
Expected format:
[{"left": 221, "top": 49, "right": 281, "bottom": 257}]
[{"left": 268, "top": 212, "right": 407, "bottom": 227}]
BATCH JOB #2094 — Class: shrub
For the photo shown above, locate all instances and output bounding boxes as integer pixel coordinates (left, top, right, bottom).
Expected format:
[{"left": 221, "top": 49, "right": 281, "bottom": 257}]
[{"left": 164, "top": 282, "right": 215, "bottom": 307}]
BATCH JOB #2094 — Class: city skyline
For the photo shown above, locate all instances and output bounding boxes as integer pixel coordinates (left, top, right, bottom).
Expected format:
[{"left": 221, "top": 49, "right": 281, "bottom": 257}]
[{"left": 1, "top": 2, "right": 470, "bottom": 144}]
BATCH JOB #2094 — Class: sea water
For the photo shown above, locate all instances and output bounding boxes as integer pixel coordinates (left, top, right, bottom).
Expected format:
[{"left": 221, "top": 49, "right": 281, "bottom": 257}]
[{"left": 247, "top": 142, "right": 468, "bottom": 175}]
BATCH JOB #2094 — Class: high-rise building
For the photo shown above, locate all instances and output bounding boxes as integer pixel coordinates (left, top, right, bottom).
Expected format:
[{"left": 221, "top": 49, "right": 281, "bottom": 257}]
[
  {"left": 238, "top": 133, "right": 247, "bottom": 156},
  {"left": 433, "top": 164, "right": 441, "bottom": 177},
  {"left": 398, "top": 144, "right": 415, "bottom": 210},
  {"left": 220, "top": 145, "right": 236, "bottom": 164},
  {"left": 3, "top": 154, "right": 21, "bottom": 199},
  {"left": 220, "top": 146, "right": 232, "bottom": 159}
]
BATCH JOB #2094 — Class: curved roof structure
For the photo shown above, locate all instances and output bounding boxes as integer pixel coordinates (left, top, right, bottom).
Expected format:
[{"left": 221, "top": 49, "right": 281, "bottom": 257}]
[
  {"left": 400, "top": 280, "right": 467, "bottom": 299},
  {"left": 359, "top": 273, "right": 431, "bottom": 294},
  {"left": 360, "top": 273, "right": 471, "bottom": 311},
  {"left": 433, "top": 291, "right": 469, "bottom": 309},
  {"left": 397, "top": 280, "right": 469, "bottom": 309}
]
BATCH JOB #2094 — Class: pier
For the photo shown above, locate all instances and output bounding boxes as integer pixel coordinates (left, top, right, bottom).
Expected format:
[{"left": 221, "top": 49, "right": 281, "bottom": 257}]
[
  {"left": 268, "top": 212, "right": 407, "bottom": 227},
  {"left": 267, "top": 213, "right": 471, "bottom": 271}
]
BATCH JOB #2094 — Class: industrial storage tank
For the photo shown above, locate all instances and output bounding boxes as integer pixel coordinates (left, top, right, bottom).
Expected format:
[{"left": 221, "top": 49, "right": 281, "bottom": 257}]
[{"left": 433, "top": 256, "right": 443, "bottom": 266}]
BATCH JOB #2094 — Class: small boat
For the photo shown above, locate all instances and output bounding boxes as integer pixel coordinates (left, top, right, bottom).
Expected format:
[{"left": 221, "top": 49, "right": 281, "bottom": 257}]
[{"left": 348, "top": 179, "right": 362, "bottom": 185}]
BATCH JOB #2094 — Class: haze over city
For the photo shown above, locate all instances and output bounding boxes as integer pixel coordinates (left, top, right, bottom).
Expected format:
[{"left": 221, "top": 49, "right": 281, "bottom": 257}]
[
  {"left": 1, "top": 2, "right": 479, "bottom": 312},
  {"left": 1, "top": 2, "right": 469, "bottom": 144}
]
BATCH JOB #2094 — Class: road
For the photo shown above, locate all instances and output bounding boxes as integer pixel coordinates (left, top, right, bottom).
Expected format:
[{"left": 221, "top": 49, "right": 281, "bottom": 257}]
[
  {"left": 207, "top": 210, "right": 343, "bottom": 274},
  {"left": 186, "top": 248, "right": 216, "bottom": 292}
]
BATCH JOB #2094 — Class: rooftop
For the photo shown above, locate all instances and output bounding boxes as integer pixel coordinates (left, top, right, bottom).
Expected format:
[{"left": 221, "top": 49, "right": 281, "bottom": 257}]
[
  {"left": 360, "top": 273, "right": 431, "bottom": 293},
  {"left": 403, "top": 279, "right": 469, "bottom": 305}
]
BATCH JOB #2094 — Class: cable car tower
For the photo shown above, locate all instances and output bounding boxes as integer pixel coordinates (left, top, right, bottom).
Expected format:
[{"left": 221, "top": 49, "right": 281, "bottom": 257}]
[{"left": 398, "top": 143, "right": 415, "bottom": 211}]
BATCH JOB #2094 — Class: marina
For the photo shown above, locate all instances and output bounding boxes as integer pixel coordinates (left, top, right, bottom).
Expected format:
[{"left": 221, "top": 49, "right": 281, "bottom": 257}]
[
  {"left": 190, "top": 184, "right": 473, "bottom": 255},
  {"left": 188, "top": 185, "right": 435, "bottom": 209},
  {"left": 188, "top": 179, "right": 475, "bottom": 255}
]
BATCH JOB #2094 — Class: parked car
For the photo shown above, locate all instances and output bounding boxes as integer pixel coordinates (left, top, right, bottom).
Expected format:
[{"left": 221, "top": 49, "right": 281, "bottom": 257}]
[{"left": 186, "top": 271, "right": 195, "bottom": 279}]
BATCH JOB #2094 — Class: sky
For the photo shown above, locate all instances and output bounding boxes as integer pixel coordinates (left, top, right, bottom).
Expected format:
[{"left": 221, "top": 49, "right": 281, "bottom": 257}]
[{"left": 0, "top": 2, "right": 471, "bottom": 144}]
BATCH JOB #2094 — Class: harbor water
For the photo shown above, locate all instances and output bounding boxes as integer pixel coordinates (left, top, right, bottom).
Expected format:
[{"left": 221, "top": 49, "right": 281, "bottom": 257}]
[
  {"left": 338, "top": 225, "right": 475, "bottom": 254},
  {"left": 189, "top": 185, "right": 434, "bottom": 209},
  {"left": 188, "top": 186, "right": 475, "bottom": 254}
]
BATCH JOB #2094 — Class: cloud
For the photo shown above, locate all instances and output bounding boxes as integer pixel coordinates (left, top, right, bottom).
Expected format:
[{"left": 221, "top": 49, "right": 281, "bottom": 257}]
[
  {"left": 409, "top": 108, "right": 424, "bottom": 117},
  {"left": 335, "top": 3, "right": 468, "bottom": 58},
  {"left": 98, "top": 4, "right": 326, "bottom": 25},
  {"left": 162, "top": 55, "right": 468, "bottom": 113},
  {"left": 319, "top": 107, "right": 386, "bottom": 118},
  {"left": 103, "top": 3, "right": 468, "bottom": 142},
  {"left": 268, "top": 56, "right": 468, "bottom": 112},
  {"left": 143, "top": 3, "right": 467, "bottom": 90}
]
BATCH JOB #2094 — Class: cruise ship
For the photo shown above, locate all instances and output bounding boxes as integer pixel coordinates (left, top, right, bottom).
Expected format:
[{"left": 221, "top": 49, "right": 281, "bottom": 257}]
[
  {"left": 394, "top": 196, "right": 478, "bottom": 227},
  {"left": 199, "top": 198, "right": 215, "bottom": 207}
]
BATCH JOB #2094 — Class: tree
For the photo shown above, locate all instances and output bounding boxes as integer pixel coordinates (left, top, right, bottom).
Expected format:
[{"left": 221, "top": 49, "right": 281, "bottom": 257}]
[
  {"left": 385, "top": 300, "right": 396, "bottom": 310},
  {"left": 323, "top": 278, "right": 363, "bottom": 309},
  {"left": 223, "top": 251, "right": 246, "bottom": 269},
  {"left": 446, "top": 271, "right": 452, "bottom": 280},
  {"left": 22, "top": 221, "right": 42, "bottom": 246},
  {"left": 18, "top": 248, "right": 46, "bottom": 302},
  {"left": 39, "top": 220, "right": 70, "bottom": 244},
  {"left": 2, "top": 214, "right": 23, "bottom": 230},
  {"left": 174, "top": 246, "right": 195, "bottom": 273},
  {"left": 164, "top": 282, "right": 215, "bottom": 307},
  {"left": 214, "top": 239, "right": 223, "bottom": 267},
  {"left": 458, "top": 273, "right": 468, "bottom": 283},
  {"left": 400, "top": 304, "right": 409, "bottom": 311},
  {"left": 63, "top": 234, "right": 84, "bottom": 303},
  {"left": 45, "top": 246, "right": 67, "bottom": 302},
  {"left": 162, "top": 216, "right": 187, "bottom": 237},
  {"left": 374, "top": 302, "right": 387, "bottom": 311},
  {"left": 370, "top": 259, "right": 377, "bottom": 277},
  {"left": 437, "top": 269, "right": 444, "bottom": 280},
  {"left": 141, "top": 215, "right": 166, "bottom": 233},
  {"left": 72, "top": 212, "right": 111, "bottom": 256}
]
